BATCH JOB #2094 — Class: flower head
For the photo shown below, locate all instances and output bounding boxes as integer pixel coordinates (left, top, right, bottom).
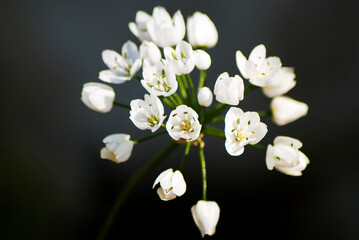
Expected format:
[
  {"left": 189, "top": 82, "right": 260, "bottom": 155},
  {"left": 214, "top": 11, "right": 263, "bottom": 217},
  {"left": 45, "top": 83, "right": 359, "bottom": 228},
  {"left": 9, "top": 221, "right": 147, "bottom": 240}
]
[
  {"left": 99, "top": 41, "right": 142, "bottom": 84},
  {"left": 81, "top": 82, "right": 115, "bottom": 113},
  {"left": 141, "top": 61, "right": 178, "bottom": 97},
  {"left": 191, "top": 200, "right": 220, "bottom": 237},
  {"left": 236, "top": 44, "right": 282, "bottom": 87},
  {"left": 100, "top": 134, "right": 134, "bottom": 163},
  {"left": 224, "top": 107, "right": 268, "bottom": 156},
  {"left": 271, "top": 96, "right": 308, "bottom": 126},
  {"left": 214, "top": 72, "right": 244, "bottom": 106},
  {"left": 166, "top": 105, "right": 202, "bottom": 142},
  {"left": 129, "top": 94, "right": 165, "bottom": 132},
  {"left": 266, "top": 136, "right": 309, "bottom": 176},
  {"left": 187, "top": 12, "right": 218, "bottom": 49},
  {"left": 164, "top": 41, "right": 195, "bottom": 75},
  {"left": 146, "top": 6, "right": 185, "bottom": 48},
  {"left": 262, "top": 67, "right": 296, "bottom": 98},
  {"left": 153, "top": 168, "right": 186, "bottom": 201}
]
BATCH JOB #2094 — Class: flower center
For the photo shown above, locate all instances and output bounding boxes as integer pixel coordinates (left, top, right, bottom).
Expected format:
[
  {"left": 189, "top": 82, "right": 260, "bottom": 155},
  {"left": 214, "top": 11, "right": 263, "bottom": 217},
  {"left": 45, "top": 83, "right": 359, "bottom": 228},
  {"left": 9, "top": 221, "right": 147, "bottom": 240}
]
[
  {"left": 180, "top": 120, "right": 191, "bottom": 131},
  {"left": 234, "top": 129, "right": 248, "bottom": 142},
  {"left": 147, "top": 115, "right": 158, "bottom": 126}
]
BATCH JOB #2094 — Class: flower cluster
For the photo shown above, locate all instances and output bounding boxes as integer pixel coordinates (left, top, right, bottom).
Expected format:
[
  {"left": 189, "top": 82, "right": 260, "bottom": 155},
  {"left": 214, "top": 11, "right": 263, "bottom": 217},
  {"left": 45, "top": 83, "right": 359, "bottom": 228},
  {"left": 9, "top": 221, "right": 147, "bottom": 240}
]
[{"left": 81, "top": 6, "right": 310, "bottom": 238}]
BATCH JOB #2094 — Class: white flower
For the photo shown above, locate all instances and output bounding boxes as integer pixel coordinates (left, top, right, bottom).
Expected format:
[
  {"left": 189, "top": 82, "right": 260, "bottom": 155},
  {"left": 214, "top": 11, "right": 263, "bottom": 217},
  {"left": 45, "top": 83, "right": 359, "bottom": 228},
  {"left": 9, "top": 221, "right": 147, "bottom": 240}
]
[
  {"left": 187, "top": 12, "right": 218, "bottom": 49},
  {"left": 129, "top": 11, "right": 153, "bottom": 42},
  {"left": 100, "top": 134, "right": 134, "bottom": 163},
  {"left": 81, "top": 82, "right": 115, "bottom": 113},
  {"left": 146, "top": 6, "right": 185, "bottom": 48},
  {"left": 194, "top": 50, "right": 211, "bottom": 70},
  {"left": 152, "top": 168, "right": 186, "bottom": 201},
  {"left": 262, "top": 67, "right": 296, "bottom": 98},
  {"left": 271, "top": 96, "right": 308, "bottom": 126},
  {"left": 141, "top": 61, "right": 178, "bottom": 97},
  {"left": 129, "top": 94, "right": 165, "bottom": 132},
  {"left": 166, "top": 105, "right": 202, "bottom": 142},
  {"left": 213, "top": 72, "right": 244, "bottom": 106},
  {"left": 99, "top": 41, "right": 142, "bottom": 84},
  {"left": 224, "top": 107, "right": 268, "bottom": 156},
  {"left": 266, "top": 136, "right": 309, "bottom": 176},
  {"left": 197, "top": 87, "right": 213, "bottom": 107},
  {"left": 191, "top": 200, "right": 220, "bottom": 237},
  {"left": 140, "top": 40, "right": 161, "bottom": 65},
  {"left": 164, "top": 41, "right": 195, "bottom": 75},
  {"left": 236, "top": 44, "right": 282, "bottom": 87}
]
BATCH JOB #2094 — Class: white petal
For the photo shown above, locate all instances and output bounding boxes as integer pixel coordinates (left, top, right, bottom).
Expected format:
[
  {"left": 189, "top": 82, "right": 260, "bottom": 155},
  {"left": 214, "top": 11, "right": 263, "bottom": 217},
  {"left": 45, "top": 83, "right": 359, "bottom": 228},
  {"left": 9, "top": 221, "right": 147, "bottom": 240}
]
[
  {"left": 191, "top": 201, "right": 220, "bottom": 237},
  {"left": 225, "top": 139, "right": 245, "bottom": 156},
  {"left": 153, "top": 168, "right": 173, "bottom": 189},
  {"left": 250, "top": 122, "right": 268, "bottom": 144},
  {"left": 172, "top": 170, "right": 186, "bottom": 196},
  {"left": 274, "top": 136, "right": 303, "bottom": 149},
  {"left": 265, "top": 145, "right": 275, "bottom": 170},
  {"left": 248, "top": 44, "right": 266, "bottom": 66},
  {"left": 98, "top": 70, "right": 130, "bottom": 84},
  {"left": 236, "top": 50, "right": 248, "bottom": 79}
]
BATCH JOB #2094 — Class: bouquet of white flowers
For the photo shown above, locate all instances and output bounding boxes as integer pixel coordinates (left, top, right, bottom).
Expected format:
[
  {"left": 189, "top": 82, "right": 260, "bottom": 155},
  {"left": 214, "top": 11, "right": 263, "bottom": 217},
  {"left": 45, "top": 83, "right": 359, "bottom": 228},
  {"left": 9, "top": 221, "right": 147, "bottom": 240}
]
[{"left": 81, "top": 6, "right": 309, "bottom": 238}]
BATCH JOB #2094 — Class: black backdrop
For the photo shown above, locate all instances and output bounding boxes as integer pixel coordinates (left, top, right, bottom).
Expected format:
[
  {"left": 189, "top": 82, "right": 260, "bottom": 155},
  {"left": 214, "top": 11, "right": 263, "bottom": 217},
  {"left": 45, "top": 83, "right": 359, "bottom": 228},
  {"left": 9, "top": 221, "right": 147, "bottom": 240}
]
[{"left": 1, "top": 0, "right": 359, "bottom": 239}]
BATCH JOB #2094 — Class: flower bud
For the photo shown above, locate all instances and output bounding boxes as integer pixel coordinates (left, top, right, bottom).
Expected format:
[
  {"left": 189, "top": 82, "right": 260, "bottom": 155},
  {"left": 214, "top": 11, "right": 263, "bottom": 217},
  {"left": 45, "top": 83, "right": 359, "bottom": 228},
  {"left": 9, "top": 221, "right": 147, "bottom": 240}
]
[
  {"left": 100, "top": 134, "right": 134, "bottom": 163},
  {"left": 191, "top": 200, "right": 220, "bottom": 237},
  {"left": 262, "top": 67, "right": 296, "bottom": 98},
  {"left": 187, "top": 12, "right": 218, "bottom": 49},
  {"left": 197, "top": 87, "right": 213, "bottom": 107},
  {"left": 81, "top": 82, "right": 115, "bottom": 113},
  {"left": 140, "top": 40, "right": 161, "bottom": 65},
  {"left": 214, "top": 72, "right": 244, "bottom": 106},
  {"left": 194, "top": 50, "right": 211, "bottom": 70},
  {"left": 271, "top": 96, "right": 308, "bottom": 126}
]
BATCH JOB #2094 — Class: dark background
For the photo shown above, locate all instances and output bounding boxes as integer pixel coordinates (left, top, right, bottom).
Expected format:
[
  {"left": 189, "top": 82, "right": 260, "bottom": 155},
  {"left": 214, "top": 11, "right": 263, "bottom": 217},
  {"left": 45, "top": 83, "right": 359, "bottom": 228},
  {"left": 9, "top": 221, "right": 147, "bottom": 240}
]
[{"left": 1, "top": 0, "right": 358, "bottom": 239}]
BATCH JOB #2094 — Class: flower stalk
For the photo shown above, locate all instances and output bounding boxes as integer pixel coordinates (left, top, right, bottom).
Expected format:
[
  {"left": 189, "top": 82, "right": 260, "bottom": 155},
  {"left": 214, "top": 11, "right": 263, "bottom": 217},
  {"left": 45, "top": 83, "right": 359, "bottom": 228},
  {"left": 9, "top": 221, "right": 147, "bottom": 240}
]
[
  {"left": 97, "top": 141, "right": 179, "bottom": 240},
  {"left": 197, "top": 139, "right": 207, "bottom": 200}
]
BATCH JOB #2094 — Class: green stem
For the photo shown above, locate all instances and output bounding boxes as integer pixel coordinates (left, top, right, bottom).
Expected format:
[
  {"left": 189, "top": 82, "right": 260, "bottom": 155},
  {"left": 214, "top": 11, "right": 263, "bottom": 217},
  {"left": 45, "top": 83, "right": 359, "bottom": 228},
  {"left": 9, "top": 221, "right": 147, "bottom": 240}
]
[
  {"left": 168, "top": 95, "right": 179, "bottom": 107},
  {"left": 202, "top": 125, "right": 225, "bottom": 139},
  {"left": 249, "top": 144, "right": 267, "bottom": 152},
  {"left": 176, "top": 75, "right": 188, "bottom": 101},
  {"left": 185, "top": 74, "right": 196, "bottom": 107},
  {"left": 198, "top": 70, "right": 207, "bottom": 91},
  {"left": 160, "top": 96, "right": 175, "bottom": 110},
  {"left": 173, "top": 93, "right": 183, "bottom": 105},
  {"left": 244, "top": 83, "right": 258, "bottom": 93},
  {"left": 133, "top": 74, "right": 142, "bottom": 81},
  {"left": 178, "top": 142, "right": 191, "bottom": 171},
  {"left": 203, "top": 103, "right": 228, "bottom": 124},
  {"left": 97, "top": 141, "right": 179, "bottom": 240},
  {"left": 113, "top": 101, "right": 131, "bottom": 110},
  {"left": 209, "top": 115, "right": 225, "bottom": 123},
  {"left": 257, "top": 110, "right": 272, "bottom": 117},
  {"left": 197, "top": 141, "right": 207, "bottom": 201},
  {"left": 133, "top": 130, "right": 167, "bottom": 144}
]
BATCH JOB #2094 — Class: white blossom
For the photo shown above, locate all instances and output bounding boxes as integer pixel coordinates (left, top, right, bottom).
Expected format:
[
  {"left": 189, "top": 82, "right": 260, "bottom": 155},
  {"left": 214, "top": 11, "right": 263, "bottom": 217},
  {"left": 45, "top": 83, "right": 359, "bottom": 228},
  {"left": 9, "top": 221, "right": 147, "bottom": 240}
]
[
  {"left": 187, "top": 12, "right": 218, "bottom": 49},
  {"left": 153, "top": 168, "right": 186, "bottom": 201},
  {"left": 129, "top": 94, "right": 165, "bottom": 132},
  {"left": 128, "top": 11, "right": 153, "bottom": 42},
  {"left": 213, "top": 72, "right": 244, "bottom": 106},
  {"left": 81, "top": 82, "right": 115, "bottom": 113},
  {"left": 266, "top": 136, "right": 309, "bottom": 176},
  {"left": 141, "top": 61, "right": 178, "bottom": 97},
  {"left": 224, "top": 107, "right": 268, "bottom": 156},
  {"left": 236, "top": 44, "right": 282, "bottom": 87},
  {"left": 100, "top": 134, "right": 134, "bottom": 163},
  {"left": 164, "top": 41, "right": 195, "bottom": 75},
  {"left": 271, "top": 96, "right": 308, "bottom": 126},
  {"left": 194, "top": 50, "right": 211, "bottom": 70},
  {"left": 191, "top": 200, "right": 220, "bottom": 237},
  {"left": 262, "top": 67, "right": 296, "bottom": 98},
  {"left": 166, "top": 105, "right": 202, "bottom": 142},
  {"left": 139, "top": 40, "right": 161, "bottom": 65},
  {"left": 99, "top": 41, "right": 142, "bottom": 84},
  {"left": 197, "top": 87, "right": 213, "bottom": 107},
  {"left": 146, "top": 6, "right": 185, "bottom": 48}
]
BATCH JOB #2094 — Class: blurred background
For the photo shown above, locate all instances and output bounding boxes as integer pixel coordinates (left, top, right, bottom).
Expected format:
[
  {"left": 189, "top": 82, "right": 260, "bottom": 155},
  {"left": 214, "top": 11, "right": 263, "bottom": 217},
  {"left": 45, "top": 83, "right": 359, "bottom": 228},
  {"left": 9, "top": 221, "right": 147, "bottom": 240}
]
[{"left": 1, "top": 0, "right": 358, "bottom": 239}]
